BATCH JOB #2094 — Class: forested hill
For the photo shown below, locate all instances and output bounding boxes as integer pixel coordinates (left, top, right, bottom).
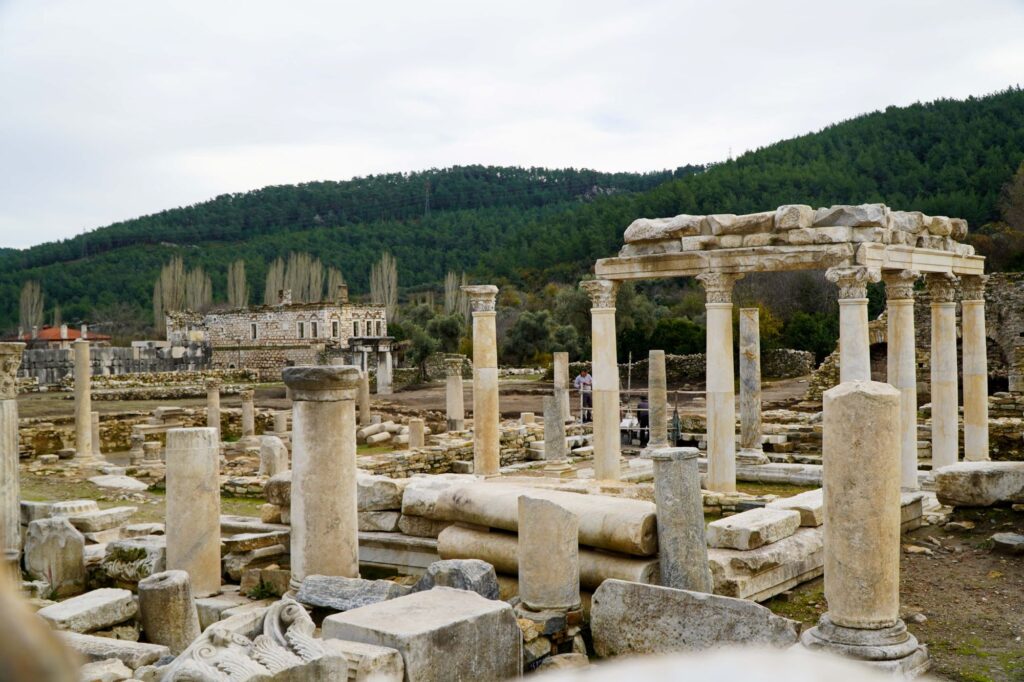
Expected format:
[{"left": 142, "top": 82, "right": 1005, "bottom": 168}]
[{"left": 2, "top": 87, "right": 1024, "bottom": 333}]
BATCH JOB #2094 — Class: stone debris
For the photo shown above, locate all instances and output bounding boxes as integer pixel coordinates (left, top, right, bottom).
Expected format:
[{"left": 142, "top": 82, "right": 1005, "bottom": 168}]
[
  {"left": 59, "top": 631, "right": 170, "bottom": 669},
  {"left": 295, "top": 574, "right": 411, "bottom": 613},
  {"left": 101, "top": 535, "right": 166, "bottom": 585},
  {"left": 412, "top": 559, "right": 500, "bottom": 599},
  {"left": 23, "top": 516, "right": 86, "bottom": 597},
  {"left": 766, "top": 488, "right": 823, "bottom": 526},
  {"left": 358, "top": 510, "right": 401, "bottom": 532},
  {"left": 706, "top": 507, "right": 802, "bottom": 550},
  {"left": 137, "top": 570, "right": 200, "bottom": 655},
  {"left": 77, "top": 657, "right": 134, "bottom": 682},
  {"left": 934, "top": 461, "right": 1024, "bottom": 507},
  {"left": 66, "top": 506, "right": 137, "bottom": 533},
  {"left": 38, "top": 588, "right": 138, "bottom": 633},
  {"left": 990, "top": 532, "right": 1024, "bottom": 555},
  {"left": 87, "top": 475, "right": 149, "bottom": 492}
]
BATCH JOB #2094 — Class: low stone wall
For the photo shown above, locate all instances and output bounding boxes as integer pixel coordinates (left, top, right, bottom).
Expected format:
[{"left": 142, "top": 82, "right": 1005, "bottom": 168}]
[{"left": 761, "top": 349, "right": 815, "bottom": 379}]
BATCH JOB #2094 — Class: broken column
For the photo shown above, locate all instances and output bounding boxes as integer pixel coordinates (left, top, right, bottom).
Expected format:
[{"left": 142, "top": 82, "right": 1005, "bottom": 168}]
[
  {"left": 205, "top": 377, "right": 221, "bottom": 440},
  {"left": 650, "top": 447, "right": 713, "bottom": 593},
  {"left": 73, "top": 339, "right": 93, "bottom": 459},
  {"left": 445, "top": 355, "right": 465, "bottom": 431},
  {"left": 645, "top": 349, "right": 669, "bottom": 452},
  {"left": 961, "top": 275, "right": 989, "bottom": 462},
  {"left": 0, "top": 343, "right": 24, "bottom": 561},
  {"left": 358, "top": 371, "right": 371, "bottom": 427},
  {"left": 883, "top": 270, "right": 920, "bottom": 489},
  {"left": 165, "top": 427, "right": 221, "bottom": 597},
  {"left": 738, "top": 308, "right": 767, "bottom": 464},
  {"left": 90, "top": 412, "right": 101, "bottom": 458},
  {"left": 376, "top": 349, "right": 393, "bottom": 395},
  {"left": 284, "top": 365, "right": 361, "bottom": 589},
  {"left": 801, "top": 381, "right": 928, "bottom": 674},
  {"left": 259, "top": 435, "right": 289, "bottom": 477},
  {"left": 581, "top": 279, "right": 621, "bottom": 481},
  {"left": 137, "top": 570, "right": 200, "bottom": 655},
  {"left": 240, "top": 388, "right": 256, "bottom": 440},
  {"left": 408, "top": 418, "right": 425, "bottom": 448},
  {"left": 462, "top": 285, "right": 500, "bottom": 477},
  {"left": 926, "top": 272, "right": 959, "bottom": 469},
  {"left": 543, "top": 395, "right": 571, "bottom": 473},
  {"left": 273, "top": 410, "right": 288, "bottom": 434},
  {"left": 697, "top": 272, "right": 743, "bottom": 492},
  {"left": 518, "top": 495, "right": 580, "bottom": 611},
  {"left": 825, "top": 267, "right": 880, "bottom": 382},
  {"left": 553, "top": 351, "right": 571, "bottom": 420}
]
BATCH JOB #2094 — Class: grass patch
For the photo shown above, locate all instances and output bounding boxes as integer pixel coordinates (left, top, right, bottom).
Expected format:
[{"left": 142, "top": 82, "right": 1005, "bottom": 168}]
[
  {"left": 358, "top": 444, "right": 396, "bottom": 456},
  {"left": 763, "top": 584, "right": 826, "bottom": 626},
  {"left": 736, "top": 481, "right": 818, "bottom": 497}
]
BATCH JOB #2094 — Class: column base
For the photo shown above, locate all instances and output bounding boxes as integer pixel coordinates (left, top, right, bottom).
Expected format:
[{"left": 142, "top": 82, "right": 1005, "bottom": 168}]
[
  {"left": 640, "top": 441, "right": 670, "bottom": 458},
  {"left": 801, "top": 615, "right": 930, "bottom": 677},
  {"left": 542, "top": 459, "right": 575, "bottom": 477},
  {"left": 737, "top": 448, "right": 769, "bottom": 465}
]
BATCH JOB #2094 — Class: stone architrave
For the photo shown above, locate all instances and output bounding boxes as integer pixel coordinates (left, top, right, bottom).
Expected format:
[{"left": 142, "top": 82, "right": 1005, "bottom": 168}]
[
  {"left": 90, "top": 412, "right": 101, "bottom": 458},
  {"left": 926, "top": 272, "right": 960, "bottom": 470},
  {"left": 204, "top": 377, "right": 222, "bottom": 440},
  {"left": 284, "top": 365, "right": 362, "bottom": 589},
  {"left": 408, "top": 418, "right": 425, "bottom": 449},
  {"left": 462, "top": 285, "right": 500, "bottom": 477},
  {"left": 737, "top": 309, "right": 767, "bottom": 464},
  {"left": 165, "top": 428, "right": 221, "bottom": 597},
  {"left": 696, "top": 272, "right": 743, "bottom": 492},
  {"left": 518, "top": 495, "right": 581, "bottom": 611},
  {"left": 542, "top": 395, "right": 571, "bottom": 473},
  {"left": 645, "top": 350, "right": 669, "bottom": 452},
  {"left": 960, "top": 275, "right": 989, "bottom": 461},
  {"left": 650, "top": 447, "right": 713, "bottom": 593},
  {"left": 553, "top": 351, "right": 571, "bottom": 420},
  {"left": 239, "top": 389, "right": 256, "bottom": 438},
  {"left": 801, "top": 381, "right": 929, "bottom": 675},
  {"left": 73, "top": 339, "right": 93, "bottom": 459},
  {"left": 825, "top": 267, "right": 880, "bottom": 382},
  {"left": 259, "top": 435, "right": 289, "bottom": 477},
  {"left": 444, "top": 355, "right": 466, "bottom": 431},
  {"left": 358, "top": 371, "right": 372, "bottom": 427},
  {"left": 883, "top": 270, "right": 920, "bottom": 489},
  {"left": 23, "top": 517, "right": 85, "bottom": 597},
  {"left": 581, "top": 279, "right": 621, "bottom": 481},
  {"left": 0, "top": 343, "right": 24, "bottom": 559},
  {"left": 137, "top": 570, "right": 200, "bottom": 655}
]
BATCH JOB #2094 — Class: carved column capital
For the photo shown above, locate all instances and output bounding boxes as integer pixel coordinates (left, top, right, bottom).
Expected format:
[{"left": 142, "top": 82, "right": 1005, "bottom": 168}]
[
  {"left": 239, "top": 388, "right": 255, "bottom": 403},
  {"left": 881, "top": 270, "right": 919, "bottom": 301},
  {"left": 580, "top": 279, "right": 619, "bottom": 309},
  {"left": 960, "top": 274, "right": 988, "bottom": 302},
  {"left": 444, "top": 355, "right": 465, "bottom": 376},
  {"left": 0, "top": 343, "right": 25, "bottom": 400},
  {"left": 204, "top": 377, "right": 222, "bottom": 390},
  {"left": 461, "top": 285, "right": 499, "bottom": 313},
  {"left": 925, "top": 272, "right": 959, "bottom": 303},
  {"left": 696, "top": 272, "right": 744, "bottom": 304},
  {"left": 825, "top": 266, "right": 881, "bottom": 300}
]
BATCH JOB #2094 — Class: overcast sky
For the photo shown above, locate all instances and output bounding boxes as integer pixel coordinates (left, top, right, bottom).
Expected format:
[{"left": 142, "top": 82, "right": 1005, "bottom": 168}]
[{"left": 1, "top": 0, "right": 1023, "bottom": 249}]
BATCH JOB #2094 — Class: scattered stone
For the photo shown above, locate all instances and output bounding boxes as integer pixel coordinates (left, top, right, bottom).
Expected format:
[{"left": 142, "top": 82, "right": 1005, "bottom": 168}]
[
  {"left": 934, "top": 461, "right": 1024, "bottom": 507},
  {"left": 264, "top": 471, "right": 292, "bottom": 506},
  {"left": 59, "top": 631, "right": 170, "bottom": 669},
  {"left": 296, "top": 574, "right": 411, "bottom": 612},
  {"left": 222, "top": 544, "right": 287, "bottom": 581},
  {"left": 766, "top": 488, "right": 823, "bottom": 527},
  {"left": 37, "top": 588, "right": 138, "bottom": 633},
  {"left": 397, "top": 514, "right": 450, "bottom": 538},
  {"left": 706, "top": 508, "right": 801, "bottom": 550},
  {"left": 23, "top": 516, "right": 86, "bottom": 597},
  {"left": 66, "top": 507, "right": 137, "bottom": 533},
  {"left": 359, "top": 510, "right": 401, "bottom": 533},
  {"left": 77, "top": 657, "right": 133, "bottom": 682},
  {"left": 123, "top": 523, "right": 164, "bottom": 538},
  {"left": 88, "top": 475, "right": 149, "bottom": 492},
  {"left": 944, "top": 520, "right": 975, "bottom": 532},
  {"left": 537, "top": 653, "right": 590, "bottom": 671},
  {"left": 221, "top": 530, "right": 289, "bottom": 553},
  {"left": 412, "top": 559, "right": 500, "bottom": 599},
  {"left": 137, "top": 570, "right": 201, "bottom": 655},
  {"left": 903, "top": 544, "right": 933, "bottom": 556},
  {"left": 991, "top": 532, "right": 1024, "bottom": 555},
  {"left": 358, "top": 473, "right": 408, "bottom": 511},
  {"left": 101, "top": 535, "right": 166, "bottom": 584},
  {"left": 50, "top": 500, "right": 101, "bottom": 517},
  {"left": 258, "top": 435, "right": 289, "bottom": 477}
]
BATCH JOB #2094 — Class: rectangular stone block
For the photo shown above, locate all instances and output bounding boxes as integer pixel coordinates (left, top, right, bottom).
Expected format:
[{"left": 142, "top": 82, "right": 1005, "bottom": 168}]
[
  {"left": 359, "top": 511, "right": 402, "bottom": 533},
  {"left": 37, "top": 588, "right": 137, "bottom": 633},
  {"left": 935, "top": 462, "right": 1024, "bottom": 507},
  {"left": 706, "top": 508, "right": 801, "bottom": 550},
  {"left": 707, "top": 527, "right": 823, "bottom": 602},
  {"left": 59, "top": 631, "right": 170, "bottom": 668},
  {"left": 766, "top": 489, "right": 823, "bottom": 527},
  {"left": 358, "top": 474, "right": 409, "bottom": 511},
  {"left": 65, "top": 506, "right": 137, "bottom": 533},
  {"left": 322, "top": 586, "right": 521, "bottom": 681}
]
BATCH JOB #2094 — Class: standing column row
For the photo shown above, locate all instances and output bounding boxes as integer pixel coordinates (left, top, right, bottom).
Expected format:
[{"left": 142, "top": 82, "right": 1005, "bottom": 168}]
[
  {"left": 581, "top": 279, "right": 621, "bottom": 481},
  {"left": 463, "top": 285, "right": 500, "bottom": 477}
]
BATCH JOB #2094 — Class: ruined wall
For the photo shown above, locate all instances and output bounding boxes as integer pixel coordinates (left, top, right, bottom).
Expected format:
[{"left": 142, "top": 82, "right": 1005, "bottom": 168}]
[{"left": 18, "top": 343, "right": 211, "bottom": 386}]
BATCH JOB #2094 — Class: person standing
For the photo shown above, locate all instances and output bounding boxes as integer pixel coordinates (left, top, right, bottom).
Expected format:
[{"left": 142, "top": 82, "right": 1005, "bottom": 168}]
[{"left": 574, "top": 368, "right": 593, "bottom": 422}]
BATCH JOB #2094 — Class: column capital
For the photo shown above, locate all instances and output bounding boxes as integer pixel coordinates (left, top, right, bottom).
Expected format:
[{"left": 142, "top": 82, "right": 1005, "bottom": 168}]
[
  {"left": 203, "top": 376, "right": 222, "bottom": 390},
  {"left": 881, "top": 270, "right": 919, "bottom": 301},
  {"left": 239, "top": 388, "right": 254, "bottom": 402},
  {"left": 960, "top": 274, "right": 988, "bottom": 302},
  {"left": 443, "top": 355, "right": 465, "bottom": 376},
  {"left": 461, "top": 284, "right": 499, "bottom": 313},
  {"left": 580, "top": 279, "right": 619, "bottom": 308},
  {"left": 0, "top": 342, "right": 25, "bottom": 400},
  {"left": 925, "top": 272, "right": 958, "bottom": 303},
  {"left": 696, "top": 272, "right": 744, "bottom": 304},
  {"left": 283, "top": 365, "right": 360, "bottom": 401},
  {"left": 825, "top": 266, "right": 881, "bottom": 300}
]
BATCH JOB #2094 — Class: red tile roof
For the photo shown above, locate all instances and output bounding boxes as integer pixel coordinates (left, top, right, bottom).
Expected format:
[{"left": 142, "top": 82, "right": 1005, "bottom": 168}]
[{"left": 5, "top": 326, "right": 111, "bottom": 342}]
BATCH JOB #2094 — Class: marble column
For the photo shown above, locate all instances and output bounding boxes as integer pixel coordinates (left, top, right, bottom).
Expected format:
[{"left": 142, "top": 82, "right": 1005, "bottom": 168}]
[
  {"left": 73, "top": 339, "right": 93, "bottom": 459},
  {"left": 644, "top": 350, "right": 669, "bottom": 453},
  {"left": 883, "top": 270, "right": 921, "bottom": 490},
  {"left": 802, "top": 381, "right": 928, "bottom": 675},
  {"left": 961, "top": 275, "right": 989, "bottom": 462},
  {"left": 376, "top": 351, "right": 393, "bottom": 395},
  {"left": 926, "top": 272, "right": 959, "bottom": 470},
  {"left": 543, "top": 395, "right": 571, "bottom": 473},
  {"left": 0, "top": 343, "right": 25, "bottom": 560},
  {"left": 581, "top": 279, "right": 621, "bottom": 481},
  {"left": 650, "top": 446, "right": 713, "bottom": 593},
  {"left": 444, "top": 355, "right": 465, "bottom": 431},
  {"left": 90, "top": 412, "right": 101, "bottom": 458},
  {"left": 552, "top": 351, "right": 571, "bottom": 420},
  {"left": 165, "top": 427, "right": 221, "bottom": 597},
  {"left": 273, "top": 411, "right": 288, "bottom": 434},
  {"left": 408, "top": 418, "right": 425, "bottom": 448},
  {"left": 518, "top": 495, "right": 580, "bottom": 611},
  {"left": 358, "top": 371, "right": 372, "bottom": 427},
  {"left": 462, "top": 285, "right": 501, "bottom": 477},
  {"left": 737, "top": 308, "right": 767, "bottom": 465},
  {"left": 696, "top": 272, "right": 743, "bottom": 493},
  {"left": 205, "top": 377, "right": 222, "bottom": 441},
  {"left": 284, "top": 365, "right": 361, "bottom": 589},
  {"left": 239, "top": 389, "right": 255, "bottom": 439},
  {"left": 825, "top": 267, "right": 880, "bottom": 382}
]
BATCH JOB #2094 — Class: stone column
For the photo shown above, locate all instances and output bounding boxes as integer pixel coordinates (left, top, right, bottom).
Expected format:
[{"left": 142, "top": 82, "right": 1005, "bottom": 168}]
[
  {"left": 543, "top": 395, "right": 571, "bottom": 473},
  {"left": 90, "top": 412, "right": 101, "bottom": 458},
  {"left": 0, "top": 343, "right": 24, "bottom": 560},
  {"left": 239, "top": 389, "right": 255, "bottom": 439},
  {"left": 553, "top": 351, "right": 571, "bottom": 420},
  {"left": 802, "top": 381, "right": 928, "bottom": 675},
  {"left": 462, "top": 285, "right": 500, "bottom": 477},
  {"left": 137, "top": 570, "right": 201, "bottom": 655},
  {"left": 644, "top": 349, "right": 669, "bottom": 453},
  {"left": 376, "top": 350, "right": 393, "bottom": 395},
  {"left": 581, "top": 279, "right": 620, "bottom": 481},
  {"left": 273, "top": 411, "right": 288, "bottom": 434},
  {"left": 165, "top": 427, "right": 221, "bottom": 597},
  {"left": 650, "top": 447, "right": 713, "bottom": 593},
  {"left": 73, "top": 339, "right": 93, "bottom": 459},
  {"left": 284, "top": 365, "right": 361, "bottom": 589},
  {"left": 825, "top": 267, "right": 881, "bottom": 382},
  {"left": 358, "top": 371, "right": 372, "bottom": 427},
  {"left": 961, "top": 275, "right": 989, "bottom": 462},
  {"left": 128, "top": 432, "right": 145, "bottom": 465},
  {"left": 205, "top": 377, "right": 222, "bottom": 441},
  {"left": 408, "top": 418, "right": 425, "bottom": 448},
  {"left": 696, "top": 272, "right": 743, "bottom": 493},
  {"left": 737, "top": 309, "right": 767, "bottom": 464},
  {"left": 883, "top": 270, "right": 921, "bottom": 489},
  {"left": 927, "top": 272, "right": 960, "bottom": 470},
  {"left": 444, "top": 355, "right": 465, "bottom": 431},
  {"left": 518, "top": 495, "right": 580, "bottom": 611}
]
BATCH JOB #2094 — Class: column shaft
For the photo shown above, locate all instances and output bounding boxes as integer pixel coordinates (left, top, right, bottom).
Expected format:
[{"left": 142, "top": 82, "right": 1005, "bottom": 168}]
[
  {"left": 883, "top": 270, "right": 920, "bottom": 490},
  {"left": 645, "top": 350, "right": 668, "bottom": 451},
  {"left": 961, "top": 276, "right": 989, "bottom": 461},
  {"left": 650, "top": 447, "right": 713, "bottom": 593},
  {"left": 73, "top": 339, "right": 93, "bottom": 458},
  {"left": 591, "top": 308, "right": 620, "bottom": 480},
  {"left": 205, "top": 378, "right": 221, "bottom": 441},
  {"left": 165, "top": 427, "right": 221, "bottom": 597},
  {"left": 463, "top": 285, "right": 500, "bottom": 476},
  {"left": 927, "top": 273, "right": 959, "bottom": 470},
  {"left": 445, "top": 356, "right": 465, "bottom": 431},
  {"left": 0, "top": 343, "right": 24, "bottom": 560},
  {"left": 553, "top": 351, "right": 571, "bottom": 420},
  {"left": 738, "top": 308, "right": 765, "bottom": 463},
  {"left": 706, "top": 302, "right": 736, "bottom": 491}
]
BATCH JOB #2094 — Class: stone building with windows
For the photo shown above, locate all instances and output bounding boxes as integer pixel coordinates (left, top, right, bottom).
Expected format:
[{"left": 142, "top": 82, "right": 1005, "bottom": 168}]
[{"left": 165, "top": 287, "right": 392, "bottom": 384}]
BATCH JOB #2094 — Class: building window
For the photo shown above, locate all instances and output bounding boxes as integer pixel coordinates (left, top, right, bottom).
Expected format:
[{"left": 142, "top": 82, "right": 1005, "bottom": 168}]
[
  {"left": 298, "top": 322, "right": 305, "bottom": 339},
  {"left": 376, "top": 321, "right": 382, "bottom": 336},
  {"left": 332, "top": 320, "right": 339, "bottom": 338},
  {"left": 250, "top": 323, "right": 258, "bottom": 340},
  {"left": 353, "top": 321, "right": 359, "bottom": 336},
  {"left": 311, "top": 321, "right": 318, "bottom": 339}
]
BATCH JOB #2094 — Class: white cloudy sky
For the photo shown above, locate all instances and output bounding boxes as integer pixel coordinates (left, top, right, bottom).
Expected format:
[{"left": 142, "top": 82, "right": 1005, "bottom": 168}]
[{"left": 1, "top": 0, "right": 1023, "bottom": 249}]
